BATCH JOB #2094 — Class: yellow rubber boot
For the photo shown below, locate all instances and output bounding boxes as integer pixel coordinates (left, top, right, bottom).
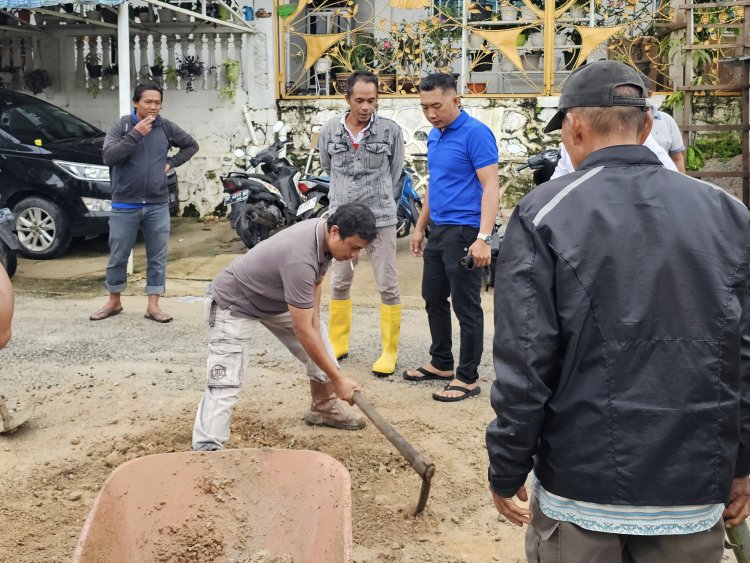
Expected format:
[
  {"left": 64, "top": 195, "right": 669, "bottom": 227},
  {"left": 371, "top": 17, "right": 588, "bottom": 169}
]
[
  {"left": 328, "top": 298, "right": 352, "bottom": 360},
  {"left": 372, "top": 303, "right": 402, "bottom": 377}
]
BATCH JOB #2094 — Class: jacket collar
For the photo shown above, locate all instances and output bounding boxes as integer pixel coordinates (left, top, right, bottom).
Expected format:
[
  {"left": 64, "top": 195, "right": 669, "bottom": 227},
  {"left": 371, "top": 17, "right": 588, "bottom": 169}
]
[
  {"left": 578, "top": 144, "right": 663, "bottom": 171},
  {"left": 338, "top": 112, "right": 379, "bottom": 137}
]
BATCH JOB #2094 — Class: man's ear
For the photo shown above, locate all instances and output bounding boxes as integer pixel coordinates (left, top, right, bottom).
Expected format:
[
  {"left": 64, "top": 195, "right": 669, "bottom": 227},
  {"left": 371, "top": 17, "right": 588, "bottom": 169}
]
[
  {"left": 638, "top": 110, "right": 654, "bottom": 145},
  {"left": 330, "top": 224, "right": 341, "bottom": 239},
  {"left": 568, "top": 112, "right": 585, "bottom": 146}
]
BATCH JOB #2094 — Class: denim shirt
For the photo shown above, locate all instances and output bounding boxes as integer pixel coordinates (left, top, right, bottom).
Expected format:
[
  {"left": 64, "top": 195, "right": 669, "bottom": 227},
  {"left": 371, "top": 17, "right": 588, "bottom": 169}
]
[{"left": 319, "top": 113, "right": 404, "bottom": 227}]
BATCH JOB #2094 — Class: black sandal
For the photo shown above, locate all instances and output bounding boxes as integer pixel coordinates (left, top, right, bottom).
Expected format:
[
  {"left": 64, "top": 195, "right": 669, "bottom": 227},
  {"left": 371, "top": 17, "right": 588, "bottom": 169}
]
[{"left": 403, "top": 366, "right": 454, "bottom": 382}]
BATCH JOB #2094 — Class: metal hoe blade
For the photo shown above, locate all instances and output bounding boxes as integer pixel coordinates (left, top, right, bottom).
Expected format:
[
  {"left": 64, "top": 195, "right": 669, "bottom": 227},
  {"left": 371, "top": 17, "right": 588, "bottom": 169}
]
[{"left": 352, "top": 391, "right": 435, "bottom": 515}]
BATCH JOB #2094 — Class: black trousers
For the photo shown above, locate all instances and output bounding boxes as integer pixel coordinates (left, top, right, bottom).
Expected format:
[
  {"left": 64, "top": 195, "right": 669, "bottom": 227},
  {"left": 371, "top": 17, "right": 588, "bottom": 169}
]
[{"left": 421, "top": 223, "right": 483, "bottom": 384}]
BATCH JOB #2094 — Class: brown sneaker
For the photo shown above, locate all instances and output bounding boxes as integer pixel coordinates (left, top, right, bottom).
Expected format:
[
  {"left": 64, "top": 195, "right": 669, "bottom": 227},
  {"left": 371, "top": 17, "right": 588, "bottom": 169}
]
[{"left": 304, "top": 380, "right": 366, "bottom": 431}]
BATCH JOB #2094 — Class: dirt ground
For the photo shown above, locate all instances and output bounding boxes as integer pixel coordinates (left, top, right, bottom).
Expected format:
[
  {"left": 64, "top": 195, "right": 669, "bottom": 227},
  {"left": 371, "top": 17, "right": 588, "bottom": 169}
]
[
  {"left": 0, "top": 218, "right": 527, "bottom": 563},
  {"left": 0, "top": 218, "right": 741, "bottom": 563}
]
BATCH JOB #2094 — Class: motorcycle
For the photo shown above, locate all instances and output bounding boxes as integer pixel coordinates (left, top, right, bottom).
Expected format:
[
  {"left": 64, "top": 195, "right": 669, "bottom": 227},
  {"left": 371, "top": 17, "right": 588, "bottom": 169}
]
[
  {"left": 394, "top": 164, "right": 427, "bottom": 239},
  {"left": 222, "top": 122, "right": 326, "bottom": 249},
  {"left": 309, "top": 165, "right": 427, "bottom": 239},
  {"left": 0, "top": 208, "right": 18, "bottom": 278},
  {"left": 484, "top": 148, "right": 560, "bottom": 290}
]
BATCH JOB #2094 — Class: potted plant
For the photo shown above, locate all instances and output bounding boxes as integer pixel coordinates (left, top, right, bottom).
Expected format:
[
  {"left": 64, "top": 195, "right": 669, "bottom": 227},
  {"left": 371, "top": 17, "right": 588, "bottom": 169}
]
[
  {"left": 150, "top": 55, "right": 165, "bottom": 77},
  {"left": 220, "top": 59, "right": 240, "bottom": 102},
  {"left": 177, "top": 55, "right": 209, "bottom": 92},
  {"left": 24, "top": 69, "right": 52, "bottom": 94},
  {"left": 84, "top": 51, "right": 102, "bottom": 79},
  {"left": 499, "top": 0, "right": 518, "bottom": 22},
  {"left": 466, "top": 80, "right": 488, "bottom": 94}
]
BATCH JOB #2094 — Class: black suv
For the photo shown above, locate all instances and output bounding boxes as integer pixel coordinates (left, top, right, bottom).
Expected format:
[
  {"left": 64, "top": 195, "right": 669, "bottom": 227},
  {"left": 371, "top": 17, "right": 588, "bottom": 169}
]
[{"left": 0, "top": 91, "right": 179, "bottom": 259}]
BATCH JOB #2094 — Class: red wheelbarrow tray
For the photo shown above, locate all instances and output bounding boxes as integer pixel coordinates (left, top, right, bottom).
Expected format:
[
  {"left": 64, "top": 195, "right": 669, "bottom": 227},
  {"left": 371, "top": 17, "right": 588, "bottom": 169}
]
[{"left": 72, "top": 448, "right": 353, "bottom": 562}]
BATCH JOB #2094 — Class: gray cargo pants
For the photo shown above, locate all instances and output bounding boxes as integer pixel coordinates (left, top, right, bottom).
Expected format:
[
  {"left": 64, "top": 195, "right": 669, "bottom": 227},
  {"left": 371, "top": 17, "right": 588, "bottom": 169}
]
[
  {"left": 526, "top": 495, "right": 725, "bottom": 563},
  {"left": 330, "top": 225, "right": 400, "bottom": 305},
  {"left": 192, "top": 293, "right": 338, "bottom": 451}
]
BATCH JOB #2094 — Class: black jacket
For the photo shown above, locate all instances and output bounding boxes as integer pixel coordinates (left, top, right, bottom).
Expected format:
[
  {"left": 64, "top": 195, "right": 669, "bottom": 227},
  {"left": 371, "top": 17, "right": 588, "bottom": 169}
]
[
  {"left": 487, "top": 145, "right": 750, "bottom": 506},
  {"left": 103, "top": 115, "right": 199, "bottom": 204}
]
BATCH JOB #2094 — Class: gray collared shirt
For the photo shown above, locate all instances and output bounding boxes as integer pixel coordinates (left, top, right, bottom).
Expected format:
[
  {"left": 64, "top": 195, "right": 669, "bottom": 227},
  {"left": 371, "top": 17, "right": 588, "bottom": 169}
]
[{"left": 319, "top": 113, "right": 404, "bottom": 227}]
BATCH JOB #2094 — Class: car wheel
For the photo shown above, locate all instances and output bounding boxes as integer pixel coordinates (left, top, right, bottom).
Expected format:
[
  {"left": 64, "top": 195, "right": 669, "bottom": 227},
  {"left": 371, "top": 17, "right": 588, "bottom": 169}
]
[
  {"left": 13, "top": 197, "right": 71, "bottom": 259},
  {"left": 0, "top": 242, "right": 17, "bottom": 278}
]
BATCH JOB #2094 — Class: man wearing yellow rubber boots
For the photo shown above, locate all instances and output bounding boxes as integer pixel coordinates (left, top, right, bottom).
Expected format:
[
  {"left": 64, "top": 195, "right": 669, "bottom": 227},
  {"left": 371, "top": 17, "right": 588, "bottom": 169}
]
[{"left": 319, "top": 71, "right": 405, "bottom": 376}]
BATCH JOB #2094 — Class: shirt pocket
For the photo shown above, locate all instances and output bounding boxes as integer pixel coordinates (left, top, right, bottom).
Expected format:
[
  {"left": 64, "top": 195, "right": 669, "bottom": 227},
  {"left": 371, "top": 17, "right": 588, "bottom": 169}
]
[
  {"left": 327, "top": 141, "right": 349, "bottom": 169},
  {"left": 365, "top": 142, "right": 389, "bottom": 169}
]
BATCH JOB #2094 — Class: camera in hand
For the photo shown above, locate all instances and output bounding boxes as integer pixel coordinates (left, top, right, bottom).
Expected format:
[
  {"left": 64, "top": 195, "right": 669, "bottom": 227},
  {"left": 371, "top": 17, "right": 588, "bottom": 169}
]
[{"left": 458, "top": 253, "right": 475, "bottom": 270}]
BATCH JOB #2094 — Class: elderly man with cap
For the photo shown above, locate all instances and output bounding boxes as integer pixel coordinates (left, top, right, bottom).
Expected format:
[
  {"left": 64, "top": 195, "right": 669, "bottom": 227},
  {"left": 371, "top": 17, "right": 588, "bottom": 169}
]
[{"left": 486, "top": 60, "right": 750, "bottom": 562}]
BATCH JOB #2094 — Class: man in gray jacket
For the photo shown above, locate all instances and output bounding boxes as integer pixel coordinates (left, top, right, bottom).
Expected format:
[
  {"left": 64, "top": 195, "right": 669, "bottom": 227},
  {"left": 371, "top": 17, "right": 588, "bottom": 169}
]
[
  {"left": 487, "top": 60, "right": 750, "bottom": 562},
  {"left": 318, "top": 71, "right": 405, "bottom": 377},
  {"left": 90, "top": 82, "right": 198, "bottom": 323}
]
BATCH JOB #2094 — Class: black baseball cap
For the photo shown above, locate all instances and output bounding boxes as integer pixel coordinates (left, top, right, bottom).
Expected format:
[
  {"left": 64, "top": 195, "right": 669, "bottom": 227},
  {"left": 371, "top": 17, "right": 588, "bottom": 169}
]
[{"left": 544, "top": 60, "right": 651, "bottom": 133}]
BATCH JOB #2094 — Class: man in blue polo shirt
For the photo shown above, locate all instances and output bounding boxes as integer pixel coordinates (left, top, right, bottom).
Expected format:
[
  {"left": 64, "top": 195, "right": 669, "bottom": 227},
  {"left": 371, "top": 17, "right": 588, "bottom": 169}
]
[{"left": 404, "top": 73, "right": 499, "bottom": 402}]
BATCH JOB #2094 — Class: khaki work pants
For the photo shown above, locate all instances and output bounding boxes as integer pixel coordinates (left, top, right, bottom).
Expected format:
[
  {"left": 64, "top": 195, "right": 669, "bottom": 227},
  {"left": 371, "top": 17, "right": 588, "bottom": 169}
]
[
  {"left": 192, "top": 294, "right": 338, "bottom": 451},
  {"left": 330, "top": 225, "right": 400, "bottom": 305},
  {"left": 526, "top": 495, "right": 725, "bottom": 563}
]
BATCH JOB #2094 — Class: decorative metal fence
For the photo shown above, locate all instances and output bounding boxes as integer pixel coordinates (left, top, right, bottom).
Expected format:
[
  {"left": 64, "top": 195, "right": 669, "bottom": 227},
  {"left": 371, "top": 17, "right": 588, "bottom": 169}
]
[{"left": 276, "top": 0, "right": 695, "bottom": 98}]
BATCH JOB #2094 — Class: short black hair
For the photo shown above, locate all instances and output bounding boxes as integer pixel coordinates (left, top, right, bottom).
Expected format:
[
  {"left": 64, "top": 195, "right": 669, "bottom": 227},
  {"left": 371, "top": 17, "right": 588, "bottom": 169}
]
[
  {"left": 327, "top": 203, "right": 377, "bottom": 243},
  {"left": 133, "top": 82, "right": 163, "bottom": 103},
  {"left": 346, "top": 71, "right": 378, "bottom": 96},
  {"left": 419, "top": 73, "right": 457, "bottom": 95}
]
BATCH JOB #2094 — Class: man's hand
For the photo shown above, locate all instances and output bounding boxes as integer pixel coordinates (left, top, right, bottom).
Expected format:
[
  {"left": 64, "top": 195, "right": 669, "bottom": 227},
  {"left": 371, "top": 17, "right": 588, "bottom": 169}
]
[
  {"left": 468, "top": 239, "right": 491, "bottom": 268},
  {"left": 165, "top": 163, "right": 172, "bottom": 173},
  {"left": 134, "top": 115, "right": 155, "bottom": 136},
  {"left": 490, "top": 485, "right": 532, "bottom": 527},
  {"left": 331, "top": 376, "right": 359, "bottom": 405},
  {"left": 724, "top": 476, "right": 750, "bottom": 528},
  {"left": 410, "top": 229, "right": 425, "bottom": 257}
]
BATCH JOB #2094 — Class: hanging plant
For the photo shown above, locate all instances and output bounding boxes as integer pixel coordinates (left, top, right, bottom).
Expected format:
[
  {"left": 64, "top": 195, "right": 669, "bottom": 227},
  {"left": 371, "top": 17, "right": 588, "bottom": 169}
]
[
  {"left": 86, "top": 81, "right": 101, "bottom": 98},
  {"left": 219, "top": 59, "right": 240, "bottom": 103},
  {"left": 176, "top": 55, "right": 212, "bottom": 92},
  {"left": 23, "top": 69, "right": 52, "bottom": 94}
]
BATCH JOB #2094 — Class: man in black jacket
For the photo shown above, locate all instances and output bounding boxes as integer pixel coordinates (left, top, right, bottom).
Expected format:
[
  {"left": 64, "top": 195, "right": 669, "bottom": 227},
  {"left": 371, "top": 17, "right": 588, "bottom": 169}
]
[
  {"left": 90, "top": 83, "right": 198, "bottom": 323},
  {"left": 487, "top": 60, "right": 750, "bottom": 562}
]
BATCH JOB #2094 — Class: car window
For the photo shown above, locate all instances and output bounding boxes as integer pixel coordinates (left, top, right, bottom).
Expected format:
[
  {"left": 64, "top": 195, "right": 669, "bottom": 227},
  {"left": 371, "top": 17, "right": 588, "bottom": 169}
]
[{"left": 0, "top": 97, "right": 102, "bottom": 146}]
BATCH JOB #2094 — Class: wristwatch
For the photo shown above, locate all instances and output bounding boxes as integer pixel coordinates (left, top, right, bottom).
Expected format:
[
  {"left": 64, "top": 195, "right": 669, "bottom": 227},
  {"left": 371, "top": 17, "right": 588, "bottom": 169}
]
[{"left": 477, "top": 233, "right": 492, "bottom": 244}]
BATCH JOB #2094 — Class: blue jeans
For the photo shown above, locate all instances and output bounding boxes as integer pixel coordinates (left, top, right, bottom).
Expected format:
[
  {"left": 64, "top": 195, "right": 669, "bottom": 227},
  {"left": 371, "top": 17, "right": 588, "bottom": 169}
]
[{"left": 105, "top": 204, "right": 170, "bottom": 295}]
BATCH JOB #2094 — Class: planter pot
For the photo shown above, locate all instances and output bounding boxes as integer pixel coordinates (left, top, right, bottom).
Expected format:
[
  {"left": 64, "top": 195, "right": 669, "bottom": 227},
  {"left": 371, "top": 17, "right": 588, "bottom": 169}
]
[
  {"left": 313, "top": 57, "right": 332, "bottom": 75},
  {"left": 499, "top": 57, "right": 516, "bottom": 72},
  {"left": 468, "top": 32, "right": 484, "bottom": 50},
  {"left": 334, "top": 72, "right": 351, "bottom": 94},
  {"left": 528, "top": 32, "right": 544, "bottom": 48},
  {"left": 466, "top": 82, "right": 487, "bottom": 94},
  {"left": 570, "top": 6, "right": 584, "bottom": 20},
  {"left": 17, "top": 9, "right": 31, "bottom": 23},
  {"left": 86, "top": 64, "right": 103, "bottom": 78},
  {"left": 150, "top": 65, "right": 164, "bottom": 77},
  {"left": 520, "top": 6, "right": 535, "bottom": 21},
  {"left": 378, "top": 73, "right": 397, "bottom": 94},
  {"left": 522, "top": 53, "right": 541, "bottom": 71},
  {"left": 499, "top": 6, "right": 518, "bottom": 22},
  {"left": 139, "top": 10, "right": 155, "bottom": 23},
  {"left": 555, "top": 32, "right": 570, "bottom": 47}
]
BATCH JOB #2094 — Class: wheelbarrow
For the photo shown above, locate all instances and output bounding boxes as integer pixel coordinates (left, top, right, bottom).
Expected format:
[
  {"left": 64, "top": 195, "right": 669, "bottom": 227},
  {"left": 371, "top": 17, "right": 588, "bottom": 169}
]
[{"left": 72, "top": 448, "right": 352, "bottom": 563}]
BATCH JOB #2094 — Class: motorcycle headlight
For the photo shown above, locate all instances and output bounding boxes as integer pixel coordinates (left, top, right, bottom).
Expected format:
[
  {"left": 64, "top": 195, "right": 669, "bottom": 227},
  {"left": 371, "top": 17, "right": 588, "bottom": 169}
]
[
  {"left": 81, "top": 197, "right": 112, "bottom": 212},
  {"left": 54, "top": 160, "right": 110, "bottom": 182}
]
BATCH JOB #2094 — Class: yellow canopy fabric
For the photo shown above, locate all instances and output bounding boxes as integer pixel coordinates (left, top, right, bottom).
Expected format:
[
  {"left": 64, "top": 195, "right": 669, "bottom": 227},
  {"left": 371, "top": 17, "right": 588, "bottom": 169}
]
[
  {"left": 574, "top": 25, "right": 626, "bottom": 68},
  {"left": 301, "top": 32, "right": 347, "bottom": 70},
  {"left": 471, "top": 27, "right": 531, "bottom": 72}
]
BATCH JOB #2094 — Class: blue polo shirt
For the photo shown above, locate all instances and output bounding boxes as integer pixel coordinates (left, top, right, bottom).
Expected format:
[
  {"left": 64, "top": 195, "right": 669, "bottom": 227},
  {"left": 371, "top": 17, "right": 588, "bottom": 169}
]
[{"left": 427, "top": 110, "right": 498, "bottom": 227}]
